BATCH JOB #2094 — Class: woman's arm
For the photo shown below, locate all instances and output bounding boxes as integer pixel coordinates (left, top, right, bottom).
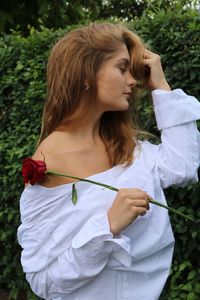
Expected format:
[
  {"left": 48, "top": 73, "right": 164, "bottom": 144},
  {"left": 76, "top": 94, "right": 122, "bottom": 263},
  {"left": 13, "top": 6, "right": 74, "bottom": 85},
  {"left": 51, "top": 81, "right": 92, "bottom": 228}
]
[
  {"left": 152, "top": 89, "right": 200, "bottom": 188},
  {"left": 18, "top": 201, "right": 132, "bottom": 299},
  {"left": 24, "top": 214, "right": 113, "bottom": 299},
  {"left": 143, "top": 50, "right": 200, "bottom": 188}
]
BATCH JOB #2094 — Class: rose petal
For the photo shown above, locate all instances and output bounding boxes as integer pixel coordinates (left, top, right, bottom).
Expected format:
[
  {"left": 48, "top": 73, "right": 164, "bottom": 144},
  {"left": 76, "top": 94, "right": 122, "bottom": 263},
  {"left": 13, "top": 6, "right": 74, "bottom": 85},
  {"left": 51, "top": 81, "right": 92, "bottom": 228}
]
[{"left": 22, "top": 158, "right": 47, "bottom": 185}]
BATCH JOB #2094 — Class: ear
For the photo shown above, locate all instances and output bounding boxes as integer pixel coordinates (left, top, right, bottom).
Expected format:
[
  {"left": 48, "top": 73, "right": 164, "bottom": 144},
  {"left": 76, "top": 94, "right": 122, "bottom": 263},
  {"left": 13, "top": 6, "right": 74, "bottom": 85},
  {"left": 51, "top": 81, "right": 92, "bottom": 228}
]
[{"left": 84, "top": 80, "right": 89, "bottom": 90}]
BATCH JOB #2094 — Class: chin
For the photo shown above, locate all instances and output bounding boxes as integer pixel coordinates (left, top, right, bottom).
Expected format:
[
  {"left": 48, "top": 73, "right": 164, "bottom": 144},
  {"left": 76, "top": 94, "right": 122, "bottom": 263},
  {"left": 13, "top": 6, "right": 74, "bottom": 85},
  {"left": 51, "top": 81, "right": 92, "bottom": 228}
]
[
  {"left": 100, "top": 98, "right": 129, "bottom": 112},
  {"left": 109, "top": 103, "right": 129, "bottom": 112},
  {"left": 116, "top": 100, "right": 130, "bottom": 111}
]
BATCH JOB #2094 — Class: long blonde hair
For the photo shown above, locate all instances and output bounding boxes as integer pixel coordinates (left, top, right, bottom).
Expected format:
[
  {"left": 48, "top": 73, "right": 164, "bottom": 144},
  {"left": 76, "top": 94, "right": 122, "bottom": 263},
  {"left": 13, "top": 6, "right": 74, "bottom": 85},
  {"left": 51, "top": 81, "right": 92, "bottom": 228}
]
[{"left": 38, "top": 23, "right": 149, "bottom": 165}]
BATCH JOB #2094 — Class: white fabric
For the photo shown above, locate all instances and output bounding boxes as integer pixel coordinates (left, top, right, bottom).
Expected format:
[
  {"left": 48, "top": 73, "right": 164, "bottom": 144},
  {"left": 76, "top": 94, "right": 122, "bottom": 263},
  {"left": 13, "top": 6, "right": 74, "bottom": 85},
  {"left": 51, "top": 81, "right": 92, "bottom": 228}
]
[{"left": 17, "top": 89, "right": 200, "bottom": 300}]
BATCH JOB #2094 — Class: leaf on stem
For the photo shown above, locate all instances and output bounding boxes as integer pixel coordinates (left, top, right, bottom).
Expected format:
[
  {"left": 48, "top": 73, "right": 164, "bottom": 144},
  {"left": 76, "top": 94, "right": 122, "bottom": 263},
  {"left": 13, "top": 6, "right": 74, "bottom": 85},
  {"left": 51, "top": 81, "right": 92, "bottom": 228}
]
[{"left": 72, "top": 183, "right": 78, "bottom": 205}]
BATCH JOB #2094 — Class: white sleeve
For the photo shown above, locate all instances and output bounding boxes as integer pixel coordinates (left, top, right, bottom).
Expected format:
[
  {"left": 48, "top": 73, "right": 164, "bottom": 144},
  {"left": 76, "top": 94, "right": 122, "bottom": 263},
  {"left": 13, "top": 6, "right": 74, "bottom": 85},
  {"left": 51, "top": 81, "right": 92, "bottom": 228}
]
[
  {"left": 21, "top": 213, "right": 131, "bottom": 299},
  {"left": 152, "top": 89, "right": 200, "bottom": 188}
]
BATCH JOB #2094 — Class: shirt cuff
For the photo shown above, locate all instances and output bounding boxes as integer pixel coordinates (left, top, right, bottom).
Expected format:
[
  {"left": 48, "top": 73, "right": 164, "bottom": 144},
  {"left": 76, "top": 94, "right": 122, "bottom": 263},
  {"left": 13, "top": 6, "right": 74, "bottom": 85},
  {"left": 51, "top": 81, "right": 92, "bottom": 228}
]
[
  {"left": 152, "top": 89, "right": 200, "bottom": 130},
  {"left": 72, "top": 214, "right": 132, "bottom": 267}
]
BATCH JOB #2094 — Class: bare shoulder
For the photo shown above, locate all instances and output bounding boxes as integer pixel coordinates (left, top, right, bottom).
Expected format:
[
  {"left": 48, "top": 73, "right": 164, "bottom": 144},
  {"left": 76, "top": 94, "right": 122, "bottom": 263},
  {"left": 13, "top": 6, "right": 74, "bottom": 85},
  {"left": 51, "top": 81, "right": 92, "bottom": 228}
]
[
  {"left": 32, "top": 132, "right": 73, "bottom": 187},
  {"left": 32, "top": 132, "right": 59, "bottom": 161},
  {"left": 32, "top": 131, "right": 70, "bottom": 166}
]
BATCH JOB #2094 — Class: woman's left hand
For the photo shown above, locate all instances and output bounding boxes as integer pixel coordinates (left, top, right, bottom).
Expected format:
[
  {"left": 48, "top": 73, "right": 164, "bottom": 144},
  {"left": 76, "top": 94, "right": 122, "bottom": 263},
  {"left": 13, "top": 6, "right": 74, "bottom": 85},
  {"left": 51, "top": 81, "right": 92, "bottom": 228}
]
[{"left": 143, "top": 50, "right": 171, "bottom": 91}]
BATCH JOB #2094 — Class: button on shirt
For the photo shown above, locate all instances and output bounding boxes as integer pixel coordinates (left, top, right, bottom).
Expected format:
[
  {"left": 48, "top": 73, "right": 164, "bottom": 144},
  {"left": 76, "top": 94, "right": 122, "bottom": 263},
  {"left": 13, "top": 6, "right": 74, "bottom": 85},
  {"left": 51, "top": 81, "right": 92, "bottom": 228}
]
[{"left": 17, "top": 89, "right": 200, "bottom": 300}]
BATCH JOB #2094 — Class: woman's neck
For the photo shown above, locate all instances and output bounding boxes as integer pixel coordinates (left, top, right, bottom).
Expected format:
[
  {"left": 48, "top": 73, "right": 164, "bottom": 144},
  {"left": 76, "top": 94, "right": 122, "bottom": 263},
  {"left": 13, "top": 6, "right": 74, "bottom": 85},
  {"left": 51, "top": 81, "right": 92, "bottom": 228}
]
[{"left": 56, "top": 117, "right": 102, "bottom": 147}]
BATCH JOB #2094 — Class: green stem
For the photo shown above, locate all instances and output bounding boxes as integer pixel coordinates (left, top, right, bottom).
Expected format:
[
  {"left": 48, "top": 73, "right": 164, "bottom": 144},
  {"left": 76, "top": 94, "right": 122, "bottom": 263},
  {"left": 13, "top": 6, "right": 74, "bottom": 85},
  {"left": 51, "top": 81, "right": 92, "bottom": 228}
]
[
  {"left": 47, "top": 170, "right": 118, "bottom": 191},
  {"left": 149, "top": 199, "right": 199, "bottom": 223},
  {"left": 47, "top": 170, "right": 199, "bottom": 223}
]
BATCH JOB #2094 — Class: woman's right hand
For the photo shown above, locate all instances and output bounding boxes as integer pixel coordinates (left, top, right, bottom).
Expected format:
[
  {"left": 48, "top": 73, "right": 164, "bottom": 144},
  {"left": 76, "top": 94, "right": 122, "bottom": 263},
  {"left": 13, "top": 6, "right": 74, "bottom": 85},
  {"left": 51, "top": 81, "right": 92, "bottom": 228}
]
[{"left": 107, "top": 188, "right": 151, "bottom": 235}]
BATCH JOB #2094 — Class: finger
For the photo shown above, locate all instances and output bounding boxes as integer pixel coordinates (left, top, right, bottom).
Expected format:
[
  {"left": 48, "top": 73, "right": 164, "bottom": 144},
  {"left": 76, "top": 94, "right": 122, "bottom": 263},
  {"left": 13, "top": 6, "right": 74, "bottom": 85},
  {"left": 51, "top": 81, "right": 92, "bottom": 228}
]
[
  {"left": 142, "top": 58, "right": 158, "bottom": 68},
  {"left": 142, "top": 191, "right": 153, "bottom": 200},
  {"left": 131, "top": 199, "right": 149, "bottom": 209},
  {"left": 118, "top": 188, "right": 152, "bottom": 204},
  {"left": 144, "top": 49, "right": 155, "bottom": 54},
  {"left": 136, "top": 207, "right": 147, "bottom": 217},
  {"left": 146, "top": 199, "right": 150, "bottom": 210},
  {"left": 140, "top": 211, "right": 146, "bottom": 216},
  {"left": 143, "top": 50, "right": 151, "bottom": 59},
  {"left": 119, "top": 188, "right": 143, "bottom": 198},
  {"left": 143, "top": 49, "right": 159, "bottom": 58},
  {"left": 126, "top": 189, "right": 152, "bottom": 201},
  {"left": 139, "top": 198, "right": 150, "bottom": 210}
]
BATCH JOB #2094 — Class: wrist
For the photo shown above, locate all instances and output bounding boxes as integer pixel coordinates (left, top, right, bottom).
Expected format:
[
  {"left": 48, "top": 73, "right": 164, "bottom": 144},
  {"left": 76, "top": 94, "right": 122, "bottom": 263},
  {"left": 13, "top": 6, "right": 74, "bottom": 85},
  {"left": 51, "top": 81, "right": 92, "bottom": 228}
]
[
  {"left": 153, "top": 81, "right": 171, "bottom": 92},
  {"left": 107, "top": 213, "right": 121, "bottom": 236}
]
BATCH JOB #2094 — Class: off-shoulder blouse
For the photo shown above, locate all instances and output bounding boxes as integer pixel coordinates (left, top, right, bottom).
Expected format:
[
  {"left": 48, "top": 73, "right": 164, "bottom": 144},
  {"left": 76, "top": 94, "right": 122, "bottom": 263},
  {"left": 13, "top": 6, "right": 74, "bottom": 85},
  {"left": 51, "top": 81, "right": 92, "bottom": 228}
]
[{"left": 18, "top": 89, "right": 200, "bottom": 300}]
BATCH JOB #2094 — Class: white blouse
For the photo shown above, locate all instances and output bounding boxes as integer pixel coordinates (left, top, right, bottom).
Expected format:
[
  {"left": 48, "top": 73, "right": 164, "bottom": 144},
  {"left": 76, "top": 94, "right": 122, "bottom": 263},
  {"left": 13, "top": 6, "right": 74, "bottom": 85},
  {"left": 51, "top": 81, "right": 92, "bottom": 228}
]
[{"left": 18, "top": 89, "right": 200, "bottom": 300}]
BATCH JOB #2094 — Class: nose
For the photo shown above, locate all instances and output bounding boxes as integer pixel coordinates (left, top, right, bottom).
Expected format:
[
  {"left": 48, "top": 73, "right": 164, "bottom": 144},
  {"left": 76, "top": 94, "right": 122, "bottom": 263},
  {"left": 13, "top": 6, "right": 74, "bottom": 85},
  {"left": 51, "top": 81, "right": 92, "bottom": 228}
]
[{"left": 127, "top": 72, "right": 137, "bottom": 88}]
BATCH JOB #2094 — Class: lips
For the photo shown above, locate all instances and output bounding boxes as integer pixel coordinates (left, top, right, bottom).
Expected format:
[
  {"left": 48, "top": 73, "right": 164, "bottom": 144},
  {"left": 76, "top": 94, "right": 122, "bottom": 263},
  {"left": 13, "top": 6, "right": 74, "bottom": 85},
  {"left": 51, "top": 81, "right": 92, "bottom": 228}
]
[
  {"left": 124, "top": 93, "right": 131, "bottom": 95},
  {"left": 123, "top": 91, "right": 132, "bottom": 95}
]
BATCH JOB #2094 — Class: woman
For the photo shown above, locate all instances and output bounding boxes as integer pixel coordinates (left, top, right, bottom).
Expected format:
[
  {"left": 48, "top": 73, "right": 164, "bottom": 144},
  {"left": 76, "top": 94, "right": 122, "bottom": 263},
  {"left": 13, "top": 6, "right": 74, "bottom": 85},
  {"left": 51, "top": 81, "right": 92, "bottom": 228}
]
[{"left": 18, "top": 23, "right": 200, "bottom": 300}]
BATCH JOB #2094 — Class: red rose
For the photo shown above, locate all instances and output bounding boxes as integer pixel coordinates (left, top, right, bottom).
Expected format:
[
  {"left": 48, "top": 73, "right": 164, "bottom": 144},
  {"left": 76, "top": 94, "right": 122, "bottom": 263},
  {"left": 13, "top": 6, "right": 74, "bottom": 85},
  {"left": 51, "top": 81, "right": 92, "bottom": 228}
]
[{"left": 22, "top": 158, "right": 47, "bottom": 185}]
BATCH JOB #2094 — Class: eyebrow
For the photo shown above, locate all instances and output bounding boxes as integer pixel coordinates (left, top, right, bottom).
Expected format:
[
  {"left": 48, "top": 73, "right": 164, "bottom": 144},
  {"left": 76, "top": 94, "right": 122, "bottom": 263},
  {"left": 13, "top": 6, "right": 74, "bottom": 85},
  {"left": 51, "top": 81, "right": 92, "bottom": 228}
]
[{"left": 116, "top": 58, "right": 130, "bottom": 66}]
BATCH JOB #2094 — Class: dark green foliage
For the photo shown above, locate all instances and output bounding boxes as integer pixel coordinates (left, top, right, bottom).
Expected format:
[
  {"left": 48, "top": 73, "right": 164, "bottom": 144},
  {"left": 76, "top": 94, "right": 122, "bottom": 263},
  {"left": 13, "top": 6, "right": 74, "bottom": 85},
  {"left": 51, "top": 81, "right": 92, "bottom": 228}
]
[
  {"left": 0, "top": 10, "right": 199, "bottom": 300},
  {"left": 1, "top": 0, "right": 198, "bottom": 36},
  {"left": 0, "top": 0, "right": 144, "bottom": 35},
  {"left": 0, "top": 26, "right": 68, "bottom": 299}
]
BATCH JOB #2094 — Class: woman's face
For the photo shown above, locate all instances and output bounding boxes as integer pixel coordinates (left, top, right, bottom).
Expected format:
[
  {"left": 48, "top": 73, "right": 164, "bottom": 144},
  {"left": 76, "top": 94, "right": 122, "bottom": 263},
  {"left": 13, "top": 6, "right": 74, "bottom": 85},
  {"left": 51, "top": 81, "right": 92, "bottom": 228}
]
[{"left": 96, "top": 44, "right": 136, "bottom": 112}]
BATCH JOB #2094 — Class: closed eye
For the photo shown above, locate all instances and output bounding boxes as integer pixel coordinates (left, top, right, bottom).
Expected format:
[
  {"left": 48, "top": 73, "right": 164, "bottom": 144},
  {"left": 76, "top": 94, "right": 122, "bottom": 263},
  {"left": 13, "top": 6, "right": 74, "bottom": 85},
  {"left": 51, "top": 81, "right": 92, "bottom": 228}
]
[
  {"left": 119, "top": 67, "right": 127, "bottom": 74},
  {"left": 117, "top": 58, "right": 130, "bottom": 74},
  {"left": 119, "top": 66, "right": 129, "bottom": 74}
]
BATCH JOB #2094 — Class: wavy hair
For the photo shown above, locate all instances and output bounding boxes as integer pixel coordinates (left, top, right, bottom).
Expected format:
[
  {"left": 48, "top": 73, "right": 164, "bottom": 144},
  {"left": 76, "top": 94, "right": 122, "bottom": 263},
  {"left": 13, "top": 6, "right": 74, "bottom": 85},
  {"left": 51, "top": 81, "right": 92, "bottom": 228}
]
[{"left": 38, "top": 23, "right": 150, "bottom": 165}]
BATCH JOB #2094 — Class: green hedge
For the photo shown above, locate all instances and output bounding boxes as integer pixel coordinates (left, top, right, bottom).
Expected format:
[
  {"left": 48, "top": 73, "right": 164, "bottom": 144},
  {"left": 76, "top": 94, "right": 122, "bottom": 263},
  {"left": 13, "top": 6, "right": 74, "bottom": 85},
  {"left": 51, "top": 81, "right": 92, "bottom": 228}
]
[{"left": 0, "top": 10, "right": 200, "bottom": 300}]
